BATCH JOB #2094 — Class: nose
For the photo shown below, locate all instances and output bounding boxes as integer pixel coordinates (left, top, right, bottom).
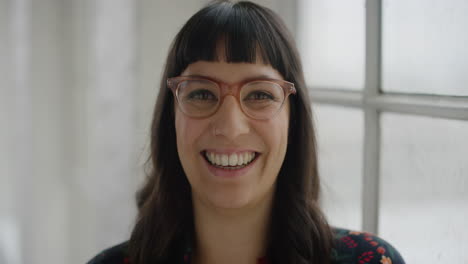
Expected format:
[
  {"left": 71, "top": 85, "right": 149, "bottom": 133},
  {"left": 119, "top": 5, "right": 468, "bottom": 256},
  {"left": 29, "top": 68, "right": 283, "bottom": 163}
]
[{"left": 211, "top": 95, "right": 250, "bottom": 140}]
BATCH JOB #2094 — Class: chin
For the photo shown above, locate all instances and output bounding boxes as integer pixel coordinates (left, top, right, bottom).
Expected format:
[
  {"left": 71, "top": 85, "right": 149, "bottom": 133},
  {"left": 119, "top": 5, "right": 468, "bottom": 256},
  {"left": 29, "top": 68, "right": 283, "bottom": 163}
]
[{"left": 200, "top": 188, "right": 254, "bottom": 210}]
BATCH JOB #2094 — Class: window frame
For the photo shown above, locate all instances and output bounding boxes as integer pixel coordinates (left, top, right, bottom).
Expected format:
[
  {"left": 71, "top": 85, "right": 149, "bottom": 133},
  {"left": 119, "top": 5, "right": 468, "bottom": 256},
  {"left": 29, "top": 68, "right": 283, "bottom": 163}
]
[{"left": 295, "top": 0, "right": 468, "bottom": 234}]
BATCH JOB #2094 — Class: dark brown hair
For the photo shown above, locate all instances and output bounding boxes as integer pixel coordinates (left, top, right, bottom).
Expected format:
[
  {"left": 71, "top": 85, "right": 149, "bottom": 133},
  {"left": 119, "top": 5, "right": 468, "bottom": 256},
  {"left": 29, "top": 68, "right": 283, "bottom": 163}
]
[{"left": 129, "top": 1, "right": 333, "bottom": 263}]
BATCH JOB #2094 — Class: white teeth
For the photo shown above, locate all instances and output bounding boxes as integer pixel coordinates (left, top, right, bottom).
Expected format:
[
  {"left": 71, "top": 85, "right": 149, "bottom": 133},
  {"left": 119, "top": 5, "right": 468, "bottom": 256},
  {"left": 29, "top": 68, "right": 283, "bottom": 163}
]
[
  {"left": 238, "top": 154, "right": 244, "bottom": 165},
  {"left": 205, "top": 151, "right": 256, "bottom": 167},
  {"left": 221, "top": 155, "right": 229, "bottom": 166},
  {"left": 229, "top": 153, "right": 237, "bottom": 166}
]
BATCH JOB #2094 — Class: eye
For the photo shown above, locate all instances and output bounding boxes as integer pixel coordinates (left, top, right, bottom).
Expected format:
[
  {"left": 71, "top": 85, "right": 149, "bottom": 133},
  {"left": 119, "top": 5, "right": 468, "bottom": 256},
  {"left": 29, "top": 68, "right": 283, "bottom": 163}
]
[
  {"left": 244, "top": 91, "right": 275, "bottom": 101},
  {"left": 187, "top": 89, "right": 217, "bottom": 101}
]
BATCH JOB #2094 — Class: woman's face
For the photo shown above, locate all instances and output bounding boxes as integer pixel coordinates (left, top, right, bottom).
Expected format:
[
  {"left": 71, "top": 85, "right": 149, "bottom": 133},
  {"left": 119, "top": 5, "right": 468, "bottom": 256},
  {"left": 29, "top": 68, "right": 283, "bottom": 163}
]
[{"left": 175, "top": 60, "right": 290, "bottom": 210}]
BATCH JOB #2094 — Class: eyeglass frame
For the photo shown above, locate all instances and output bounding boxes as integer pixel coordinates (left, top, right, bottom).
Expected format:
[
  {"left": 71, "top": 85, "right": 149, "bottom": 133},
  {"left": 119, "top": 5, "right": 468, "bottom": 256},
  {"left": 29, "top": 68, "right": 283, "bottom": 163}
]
[{"left": 167, "top": 75, "right": 296, "bottom": 120}]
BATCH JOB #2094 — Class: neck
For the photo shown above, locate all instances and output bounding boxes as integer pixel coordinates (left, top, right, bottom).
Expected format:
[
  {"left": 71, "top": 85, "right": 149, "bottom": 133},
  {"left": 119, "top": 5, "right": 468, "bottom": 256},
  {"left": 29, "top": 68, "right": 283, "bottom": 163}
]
[{"left": 191, "top": 193, "right": 273, "bottom": 264}]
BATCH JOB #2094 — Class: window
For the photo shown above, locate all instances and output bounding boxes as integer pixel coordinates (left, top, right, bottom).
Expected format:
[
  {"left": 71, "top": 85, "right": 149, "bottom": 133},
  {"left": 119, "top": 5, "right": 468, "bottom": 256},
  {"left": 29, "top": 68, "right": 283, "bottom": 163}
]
[{"left": 298, "top": 0, "right": 468, "bottom": 263}]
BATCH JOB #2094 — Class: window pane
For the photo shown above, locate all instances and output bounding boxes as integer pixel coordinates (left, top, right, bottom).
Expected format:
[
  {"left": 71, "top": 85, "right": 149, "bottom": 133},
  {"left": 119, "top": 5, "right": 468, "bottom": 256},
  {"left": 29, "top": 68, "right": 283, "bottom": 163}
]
[
  {"left": 314, "top": 105, "right": 363, "bottom": 230},
  {"left": 382, "top": 0, "right": 468, "bottom": 96},
  {"left": 297, "top": 0, "right": 365, "bottom": 90},
  {"left": 380, "top": 113, "right": 468, "bottom": 263}
]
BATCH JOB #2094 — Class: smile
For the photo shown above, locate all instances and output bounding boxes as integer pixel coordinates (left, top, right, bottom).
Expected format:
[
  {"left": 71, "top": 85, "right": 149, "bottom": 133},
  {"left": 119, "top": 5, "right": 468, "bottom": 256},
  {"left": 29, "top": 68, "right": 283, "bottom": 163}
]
[{"left": 203, "top": 150, "right": 258, "bottom": 170}]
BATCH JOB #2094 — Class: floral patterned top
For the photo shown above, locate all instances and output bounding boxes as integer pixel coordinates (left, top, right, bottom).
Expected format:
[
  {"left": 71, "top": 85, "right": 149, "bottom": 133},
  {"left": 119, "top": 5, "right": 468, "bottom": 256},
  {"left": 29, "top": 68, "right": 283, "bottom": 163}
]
[{"left": 88, "top": 228, "right": 405, "bottom": 264}]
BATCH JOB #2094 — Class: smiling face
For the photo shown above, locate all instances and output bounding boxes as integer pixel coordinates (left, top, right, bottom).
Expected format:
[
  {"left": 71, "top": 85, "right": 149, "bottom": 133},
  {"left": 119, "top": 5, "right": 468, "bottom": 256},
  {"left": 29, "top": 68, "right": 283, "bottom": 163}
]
[{"left": 175, "top": 60, "right": 290, "bottom": 211}]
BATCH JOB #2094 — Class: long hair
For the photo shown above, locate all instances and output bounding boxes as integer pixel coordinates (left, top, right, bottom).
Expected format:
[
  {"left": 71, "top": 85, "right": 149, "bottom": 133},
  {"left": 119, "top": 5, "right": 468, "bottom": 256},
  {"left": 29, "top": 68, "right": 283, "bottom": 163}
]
[{"left": 129, "top": 1, "right": 333, "bottom": 263}]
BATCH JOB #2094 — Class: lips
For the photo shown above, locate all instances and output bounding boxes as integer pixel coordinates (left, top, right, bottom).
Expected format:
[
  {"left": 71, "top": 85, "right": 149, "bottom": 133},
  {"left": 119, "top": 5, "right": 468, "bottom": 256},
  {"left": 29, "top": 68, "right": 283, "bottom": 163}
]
[{"left": 201, "top": 150, "right": 259, "bottom": 170}]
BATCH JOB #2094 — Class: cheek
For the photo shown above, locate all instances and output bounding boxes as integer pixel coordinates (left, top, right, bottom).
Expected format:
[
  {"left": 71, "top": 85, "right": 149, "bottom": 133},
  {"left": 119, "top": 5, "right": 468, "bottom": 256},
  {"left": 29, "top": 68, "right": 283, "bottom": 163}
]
[
  {"left": 258, "top": 107, "right": 290, "bottom": 168},
  {"left": 272, "top": 104, "right": 290, "bottom": 150},
  {"left": 175, "top": 111, "right": 194, "bottom": 155},
  {"left": 175, "top": 110, "right": 208, "bottom": 165}
]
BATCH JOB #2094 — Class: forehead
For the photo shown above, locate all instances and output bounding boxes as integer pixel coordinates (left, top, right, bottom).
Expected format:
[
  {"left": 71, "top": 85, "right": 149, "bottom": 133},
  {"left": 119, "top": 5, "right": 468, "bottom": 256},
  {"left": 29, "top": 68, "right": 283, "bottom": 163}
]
[{"left": 181, "top": 60, "right": 284, "bottom": 84}]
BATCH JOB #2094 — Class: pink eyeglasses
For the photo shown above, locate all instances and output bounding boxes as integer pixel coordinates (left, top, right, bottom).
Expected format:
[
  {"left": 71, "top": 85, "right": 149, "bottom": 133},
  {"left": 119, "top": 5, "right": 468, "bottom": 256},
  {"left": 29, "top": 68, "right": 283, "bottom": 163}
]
[{"left": 167, "top": 76, "right": 296, "bottom": 120}]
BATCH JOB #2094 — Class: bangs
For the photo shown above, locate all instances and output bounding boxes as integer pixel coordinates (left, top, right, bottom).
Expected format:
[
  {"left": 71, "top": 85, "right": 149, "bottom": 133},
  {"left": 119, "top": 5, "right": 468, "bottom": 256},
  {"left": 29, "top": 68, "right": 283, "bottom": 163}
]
[{"left": 173, "top": 1, "right": 291, "bottom": 77}]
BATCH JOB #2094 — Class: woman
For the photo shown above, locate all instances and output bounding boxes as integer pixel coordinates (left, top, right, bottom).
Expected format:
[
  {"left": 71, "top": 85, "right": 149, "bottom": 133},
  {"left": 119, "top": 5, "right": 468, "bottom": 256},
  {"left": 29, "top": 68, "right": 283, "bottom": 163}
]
[{"left": 88, "top": 1, "right": 405, "bottom": 264}]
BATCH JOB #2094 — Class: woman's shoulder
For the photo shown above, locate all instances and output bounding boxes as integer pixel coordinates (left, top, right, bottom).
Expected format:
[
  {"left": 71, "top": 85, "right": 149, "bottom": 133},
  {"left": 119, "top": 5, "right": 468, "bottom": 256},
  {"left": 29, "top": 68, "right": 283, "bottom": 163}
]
[
  {"left": 331, "top": 227, "right": 405, "bottom": 264},
  {"left": 86, "top": 241, "right": 129, "bottom": 264}
]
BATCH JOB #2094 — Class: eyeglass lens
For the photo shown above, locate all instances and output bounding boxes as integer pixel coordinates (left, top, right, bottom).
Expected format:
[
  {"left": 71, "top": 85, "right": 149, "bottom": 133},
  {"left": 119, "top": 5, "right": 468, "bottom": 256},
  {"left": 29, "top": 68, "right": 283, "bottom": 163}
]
[{"left": 176, "top": 79, "right": 285, "bottom": 119}]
